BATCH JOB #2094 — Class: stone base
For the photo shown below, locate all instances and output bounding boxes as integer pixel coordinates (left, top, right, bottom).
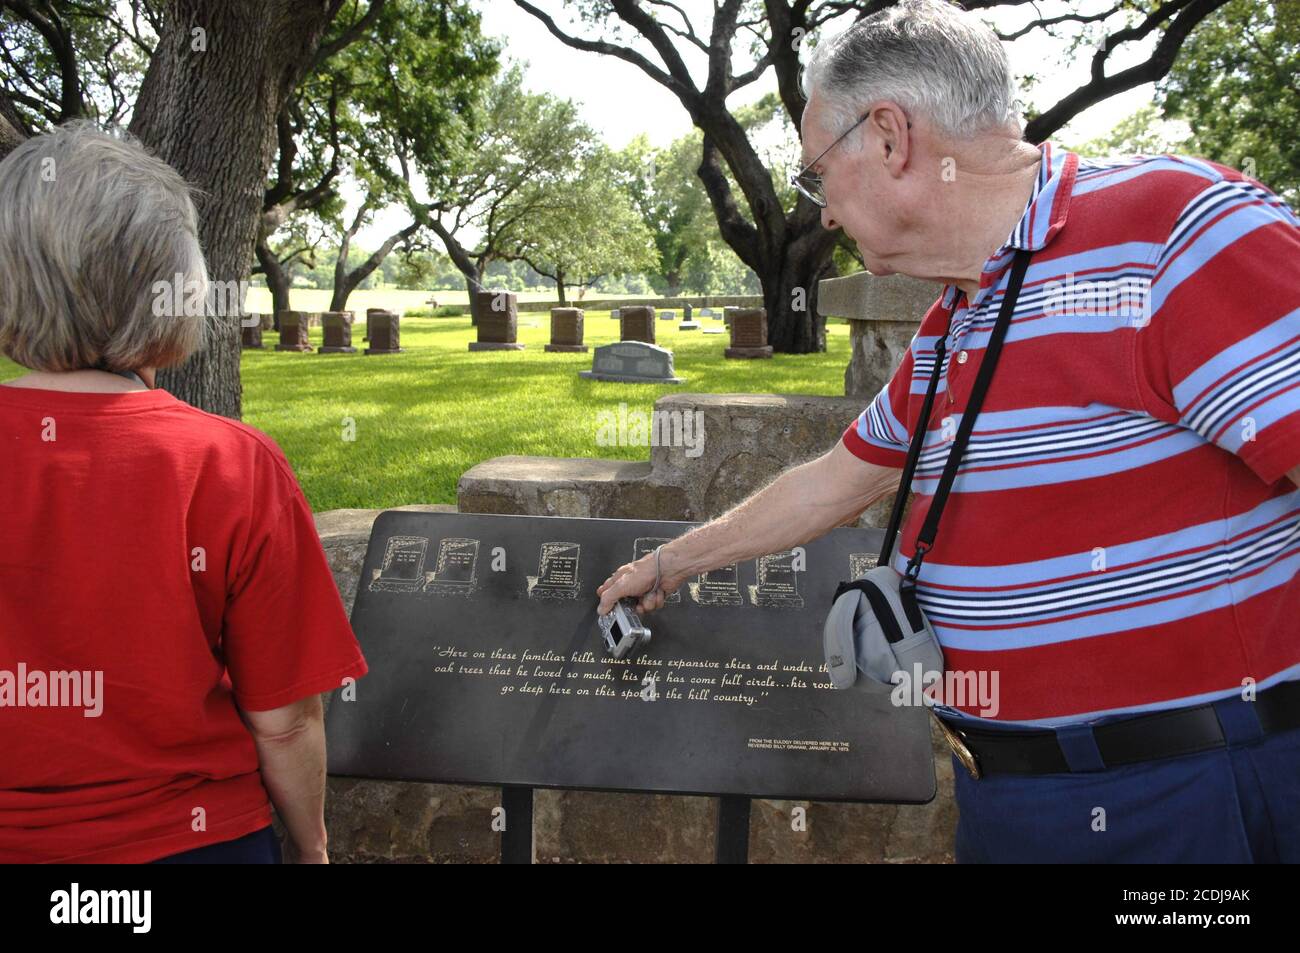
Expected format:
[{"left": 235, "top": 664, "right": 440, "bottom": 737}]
[
  {"left": 364, "top": 347, "right": 404, "bottom": 355},
  {"left": 318, "top": 346, "right": 357, "bottom": 354},
  {"left": 545, "top": 344, "right": 589, "bottom": 353},
  {"left": 468, "top": 342, "right": 525, "bottom": 351},
  {"left": 701, "top": 327, "right": 725, "bottom": 335},
  {"left": 275, "top": 344, "right": 314, "bottom": 352},
  {"left": 579, "top": 370, "right": 684, "bottom": 384},
  {"left": 241, "top": 342, "right": 264, "bottom": 349},
  {"left": 678, "top": 321, "right": 700, "bottom": 330},
  {"left": 725, "top": 346, "right": 773, "bottom": 359}
]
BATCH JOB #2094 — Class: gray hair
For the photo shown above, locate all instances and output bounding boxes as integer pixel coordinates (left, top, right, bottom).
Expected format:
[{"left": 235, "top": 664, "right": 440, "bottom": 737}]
[
  {"left": 802, "top": 0, "right": 1021, "bottom": 142},
  {"left": 0, "top": 121, "right": 206, "bottom": 372}
]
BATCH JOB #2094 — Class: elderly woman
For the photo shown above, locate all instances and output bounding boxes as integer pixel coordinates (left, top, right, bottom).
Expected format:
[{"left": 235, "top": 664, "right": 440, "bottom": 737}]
[{"left": 0, "top": 123, "right": 367, "bottom": 863}]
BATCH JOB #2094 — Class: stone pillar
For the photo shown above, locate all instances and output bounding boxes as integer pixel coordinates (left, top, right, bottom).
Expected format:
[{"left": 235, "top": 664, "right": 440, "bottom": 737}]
[
  {"left": 319, "top": 311, "right": 357, "bottom": 354},
  {"left": 545, "top": 307, "right": 588, "bottom": 353},
  {"left": 275, "top": 310, "right": 313, "bottom": 352},
  {"left": 469, "top": 290, "right": 524, "bottom": 351},
  {"left": 817, "top": 272, "right": 940, "bottom": 397},
  {"left": 365, "top": 310, "right": 403, "bottom": 355},
  {"left": 619, "top": 305, "right": 655, "bottom": 344},
  {"left": 725, "top": 308, "right": 773, "bottom": 359}
]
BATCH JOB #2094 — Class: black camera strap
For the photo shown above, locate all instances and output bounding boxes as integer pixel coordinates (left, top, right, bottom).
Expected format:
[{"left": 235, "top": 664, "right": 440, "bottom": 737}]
[{"left": 876, "top": 249, "right": 1033, "bottom": 590}]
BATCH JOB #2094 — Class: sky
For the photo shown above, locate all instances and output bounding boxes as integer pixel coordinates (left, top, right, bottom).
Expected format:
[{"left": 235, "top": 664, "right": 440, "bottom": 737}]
[{"left": 358, "top": 0, "right": 1160, "bottom": 245}]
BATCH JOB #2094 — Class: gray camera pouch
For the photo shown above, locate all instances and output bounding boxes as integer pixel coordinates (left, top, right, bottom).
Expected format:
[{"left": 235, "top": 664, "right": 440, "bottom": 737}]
[{"left": 824, "top": 566, "right": 944, "bottom": 692}]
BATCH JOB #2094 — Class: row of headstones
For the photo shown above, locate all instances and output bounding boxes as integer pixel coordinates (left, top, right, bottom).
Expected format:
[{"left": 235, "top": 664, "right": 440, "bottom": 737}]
[
  {"left": 241, "top": 309, "right": 402, "bottom": 355},
  {"left": 472, "top": 292, "right": 773, "bottom": 360}
]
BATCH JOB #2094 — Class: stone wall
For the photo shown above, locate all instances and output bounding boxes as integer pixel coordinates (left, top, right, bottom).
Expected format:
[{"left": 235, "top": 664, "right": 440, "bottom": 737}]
[{"left": 459, "top": 393, "right": 895, "bottom": 529}]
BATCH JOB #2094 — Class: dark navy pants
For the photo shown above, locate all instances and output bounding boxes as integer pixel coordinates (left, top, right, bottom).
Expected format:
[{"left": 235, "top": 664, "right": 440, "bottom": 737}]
[
  {"left": 152, "top": 825, "right": 282, "bottom": 864},
  {"left": 951, "top": 697, "right": 1300, "bottom": 863}
]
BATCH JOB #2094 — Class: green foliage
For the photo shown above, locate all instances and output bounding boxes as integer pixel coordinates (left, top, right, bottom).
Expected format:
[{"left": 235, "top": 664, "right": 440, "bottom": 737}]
[
  {"left": 1159, "top": 0, "right": 1300, "bottom": 201},
  {"left": 1067, "top": 104, "right": 1190, "bottom": 158}
]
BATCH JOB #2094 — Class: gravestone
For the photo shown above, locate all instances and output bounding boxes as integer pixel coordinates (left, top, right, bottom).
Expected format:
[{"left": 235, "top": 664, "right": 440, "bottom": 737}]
[
  {"left": 579, "top": 341, "right": 684, "bottom": 384},
  {"left": 326, "top": 511, "right": 935, "bottom": 808},
  {"left": 610, "top": 308, "right": 621, "bottom": 321},
  {"left": 679, "top": 318, "right": 700, "bottom": 331},
  {"left": 699, "top": 308, "right": 718, "bottom": 320},
  {"left": 275, "top": 310, "right": 313, "bottom": 352},
  {"left": 365, "top": 310, "right": 403, "bottom": 355},
  {"left": 241, "top": 315, "right": 264, "bottom": 349},
  {"left": 619, "top": 305, "right": 656, "bottom": 345},
  {"left": 684, "top": 303, "right": 693, "bottom": 321},
  {"left": 725, "top": 308, "right": 773, "bottom": 359},
  {"left": 364, "top": 306, "right": 386, "bottom": 342},
  {"left": 701, "top": 327, "right": 726, "bottom": 335},
  {"left": 319, "top": 311, "right": 357, "bottom": 354},
  {"left": 659, "top": 310, "right": 676, "bottom": 322},
  {"left": 470, "top": 290, "right": 525, "bottom": 351},
  {"left": 545, "top": 307, "right": 588, "bottom": 353}
]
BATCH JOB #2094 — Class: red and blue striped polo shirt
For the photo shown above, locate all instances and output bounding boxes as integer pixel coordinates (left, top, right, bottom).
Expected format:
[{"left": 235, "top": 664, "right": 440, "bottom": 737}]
[{"left": 842, "top": 141, "right": 1300, "bottom": 727}]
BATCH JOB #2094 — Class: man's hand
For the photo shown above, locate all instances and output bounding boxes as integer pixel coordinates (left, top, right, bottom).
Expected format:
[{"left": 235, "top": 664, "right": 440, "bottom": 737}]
[{"left": 597, "top": 546, "right": 685, "bottom": 616}]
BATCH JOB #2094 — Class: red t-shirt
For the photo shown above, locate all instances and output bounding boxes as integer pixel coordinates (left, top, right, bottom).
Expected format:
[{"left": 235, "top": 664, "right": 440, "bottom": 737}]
[{"left": 0, "top": 385, "right": 368, "bottom": 862}]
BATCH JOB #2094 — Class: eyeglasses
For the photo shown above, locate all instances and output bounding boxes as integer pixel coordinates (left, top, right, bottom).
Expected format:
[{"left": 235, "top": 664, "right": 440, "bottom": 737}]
[{"left": 790, "top": 113, "right": 910, "bottom": 208}]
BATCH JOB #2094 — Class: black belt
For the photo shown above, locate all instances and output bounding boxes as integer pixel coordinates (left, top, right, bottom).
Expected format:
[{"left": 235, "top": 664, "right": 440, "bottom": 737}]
[{"left": 936, "top": 679, "right": 1300, "bottom": 779}]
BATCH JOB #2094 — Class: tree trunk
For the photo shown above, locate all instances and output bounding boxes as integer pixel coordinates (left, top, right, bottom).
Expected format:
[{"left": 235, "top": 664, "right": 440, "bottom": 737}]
[
  {"left": 330, "top": 220, "right": 420, "bottom": 312},
  {"left": 128, "top": 0, "right": 344, "bottom": 419},
  {"left": 255, "top": 236, "right": 292, "bottom": 317},
  {"left": 0, "top": 88, "right": 26, "bottom": 161},
  {"left": 763, "top": 233, "right": 839, "bottom": 353},
  {"left": 555, "top": 269, "right": 566, "bottom": 306},
  {"left": 465, "top": 262, "right": 488, "bottom": 325}
]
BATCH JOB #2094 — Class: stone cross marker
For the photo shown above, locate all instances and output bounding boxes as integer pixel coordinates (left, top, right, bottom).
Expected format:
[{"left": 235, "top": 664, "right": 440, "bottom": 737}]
[
  {"left": 579, "top": 341, "right": 683, "bottom": 384},
  {"left": 365, "top": 310, "right": 403, "bottom": 355},
  {"left": 545, "top": 307, "right": 588, "bottom": 353},
  {"left": 725, "top": 307, "right": 773, "bottom": 359},
  {"left": 619, "top": 305, "right": 656, "bottom": 345},
  {"left": 470, "top": 290, "right": 525, "bottom": 351},
  {"left": 319, "top": 311, "right": 357, "bottom": 354},
  {"left": 274, "top": 310, "right": 313, "bottom": 352}
]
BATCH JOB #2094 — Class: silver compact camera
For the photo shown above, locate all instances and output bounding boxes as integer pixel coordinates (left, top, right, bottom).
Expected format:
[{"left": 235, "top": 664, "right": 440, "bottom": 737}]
[{"left": 598, "top": 598, "right": 651, "bottom": 660}]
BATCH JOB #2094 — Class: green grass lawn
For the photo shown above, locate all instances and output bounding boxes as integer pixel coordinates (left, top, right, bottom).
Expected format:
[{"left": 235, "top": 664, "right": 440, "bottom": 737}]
[{"left": 1, "top": 311, "right": 854, "bottom": 511}]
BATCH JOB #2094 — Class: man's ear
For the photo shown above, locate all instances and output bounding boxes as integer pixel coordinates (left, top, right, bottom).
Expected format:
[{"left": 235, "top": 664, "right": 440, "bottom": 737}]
[{"left": 869, "top": 102, "right": 911, "bottom": 177}]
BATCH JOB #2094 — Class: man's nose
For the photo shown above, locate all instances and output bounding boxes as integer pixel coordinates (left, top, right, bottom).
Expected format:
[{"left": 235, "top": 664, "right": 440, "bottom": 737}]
[{"left": 821, "top": 205, "right": 841, "bottom": 231}]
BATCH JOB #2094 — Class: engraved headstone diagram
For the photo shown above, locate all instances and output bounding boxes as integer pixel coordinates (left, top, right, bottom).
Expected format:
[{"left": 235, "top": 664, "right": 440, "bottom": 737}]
[
  {"left": 422, "top": 537, "right": 481, "bottom": 596},
  {"left": 748, "top": 550, "right": 804, "bottom": 608},
  {"left": 688, "top": 562, "right": 743, "bottom": 606},
  {"left": 632, "top": 537, "right": 680, "bottom": 604},
  {"left": 368, "top": 536, "right": 429, "bottom": 593},
  {"left": 526, "top": 542, "right": 581, "bottom": 600},
  {"left": 849, "top": 552, "right": 881, "bottom": 580}
]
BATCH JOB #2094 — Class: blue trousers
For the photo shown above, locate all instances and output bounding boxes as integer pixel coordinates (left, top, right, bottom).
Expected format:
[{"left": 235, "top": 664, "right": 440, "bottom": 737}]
[
  {"left": 152, "top": 825, "right": 282, "bottom": 864},
  {"left": 952, "top": 700, "right": 1300, "bottom": 863}
]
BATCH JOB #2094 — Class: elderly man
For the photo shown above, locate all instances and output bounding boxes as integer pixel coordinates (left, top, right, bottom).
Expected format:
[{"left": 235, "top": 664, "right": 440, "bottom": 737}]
[{"left": 598, "top": 0, "right": 1300, "bottom": 863}]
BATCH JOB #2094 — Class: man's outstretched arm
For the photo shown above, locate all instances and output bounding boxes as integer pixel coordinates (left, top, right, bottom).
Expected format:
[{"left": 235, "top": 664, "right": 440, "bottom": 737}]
[{"left": 597, "top": 441, "right": 901, "bottom": 615}]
